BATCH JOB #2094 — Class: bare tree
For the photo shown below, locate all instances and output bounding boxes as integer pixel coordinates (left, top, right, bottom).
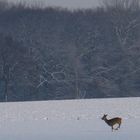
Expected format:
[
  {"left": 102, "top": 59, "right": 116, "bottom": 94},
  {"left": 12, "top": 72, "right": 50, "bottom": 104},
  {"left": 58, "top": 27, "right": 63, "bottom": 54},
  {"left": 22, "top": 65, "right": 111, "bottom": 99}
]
[
  {"left": 102, "top": 0, "right": 140, "bottom": 10},
  {"left": 0, "top": 0, "right": 9, "bottom": 11},
  {"left": 0, "top": 34, "right": 26, "bottom": 101},
  {"left": 101, "top": 0, "right": 140, "bottom": 50},
  {"left": 17, "top": 0, "right": 46, "bottom": 9}
]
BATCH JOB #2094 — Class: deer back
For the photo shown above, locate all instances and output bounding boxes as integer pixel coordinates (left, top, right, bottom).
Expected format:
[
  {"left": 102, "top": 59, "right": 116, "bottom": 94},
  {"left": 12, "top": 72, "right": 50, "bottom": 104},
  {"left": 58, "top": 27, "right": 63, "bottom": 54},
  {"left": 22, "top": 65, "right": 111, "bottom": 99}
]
[{"left": 107, "top": 117, "right": 122, "bottom": 126}]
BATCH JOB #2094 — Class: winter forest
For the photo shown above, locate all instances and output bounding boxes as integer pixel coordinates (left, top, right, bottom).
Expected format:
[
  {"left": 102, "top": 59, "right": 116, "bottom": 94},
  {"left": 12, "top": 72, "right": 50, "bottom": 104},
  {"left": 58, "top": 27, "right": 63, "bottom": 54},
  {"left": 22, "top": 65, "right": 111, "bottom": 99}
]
[{"left": 0, "top": 0, "right": 140, "bottom": 102}]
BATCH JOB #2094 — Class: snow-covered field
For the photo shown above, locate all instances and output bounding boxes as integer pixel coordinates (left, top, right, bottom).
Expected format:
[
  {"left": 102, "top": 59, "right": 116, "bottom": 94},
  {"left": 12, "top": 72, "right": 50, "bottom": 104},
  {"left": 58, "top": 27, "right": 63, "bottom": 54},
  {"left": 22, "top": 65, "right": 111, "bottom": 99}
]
[{"left": 1, "top": 97, "right": 140, "bottom": 140}]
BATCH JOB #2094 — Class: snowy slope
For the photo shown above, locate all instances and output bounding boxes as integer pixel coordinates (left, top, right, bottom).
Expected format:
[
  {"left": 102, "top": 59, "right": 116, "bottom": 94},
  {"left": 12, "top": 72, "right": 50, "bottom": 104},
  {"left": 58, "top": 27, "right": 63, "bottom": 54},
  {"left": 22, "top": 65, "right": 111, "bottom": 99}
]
[{"left": 1, "top": 97, "right": 140, "bottom": 140}]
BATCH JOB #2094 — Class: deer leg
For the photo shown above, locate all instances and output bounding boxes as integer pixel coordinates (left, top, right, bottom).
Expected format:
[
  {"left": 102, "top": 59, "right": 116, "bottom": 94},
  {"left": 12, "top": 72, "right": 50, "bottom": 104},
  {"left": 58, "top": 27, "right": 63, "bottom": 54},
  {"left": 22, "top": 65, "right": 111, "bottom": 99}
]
[
  {"left": 115, "top": 124, "right": 120, "bottom": 130},
  {"left": 111, "top": 126, "right": 114, "bottom": 132},
  {"left": 118, "top": 123, "right": 121, "bottom": 128}
]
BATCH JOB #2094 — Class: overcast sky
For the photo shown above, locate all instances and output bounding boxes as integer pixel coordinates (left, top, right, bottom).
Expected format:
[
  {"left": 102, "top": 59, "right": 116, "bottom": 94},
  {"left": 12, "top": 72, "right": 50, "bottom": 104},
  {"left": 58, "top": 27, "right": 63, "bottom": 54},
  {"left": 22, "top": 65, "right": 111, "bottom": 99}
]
[{"left": 7, "top": 0, "right": 101, "bottom": 9}]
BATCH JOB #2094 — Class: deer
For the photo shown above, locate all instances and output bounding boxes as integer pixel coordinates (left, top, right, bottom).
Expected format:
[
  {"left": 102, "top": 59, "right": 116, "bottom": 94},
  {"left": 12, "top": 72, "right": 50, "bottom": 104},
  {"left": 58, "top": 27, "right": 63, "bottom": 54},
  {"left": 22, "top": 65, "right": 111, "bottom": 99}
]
[{"left": 101, "top": 114, "right": 122, "bottom": 131}]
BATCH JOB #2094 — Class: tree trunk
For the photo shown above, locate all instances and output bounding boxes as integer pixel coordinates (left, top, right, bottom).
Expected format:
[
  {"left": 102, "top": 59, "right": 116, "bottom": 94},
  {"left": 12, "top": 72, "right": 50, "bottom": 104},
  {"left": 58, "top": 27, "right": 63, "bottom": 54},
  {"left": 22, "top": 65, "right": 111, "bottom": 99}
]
[{"left": 4, "top": 79, "right": 8, "bottom": 102}]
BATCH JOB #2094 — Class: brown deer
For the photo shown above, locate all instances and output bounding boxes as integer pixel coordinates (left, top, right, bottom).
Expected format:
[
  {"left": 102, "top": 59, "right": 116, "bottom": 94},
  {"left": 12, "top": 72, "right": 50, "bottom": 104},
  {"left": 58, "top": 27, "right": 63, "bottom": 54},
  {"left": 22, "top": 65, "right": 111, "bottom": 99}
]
[{"left": 101, "top": 114, "right": 122, "bottom": 131}]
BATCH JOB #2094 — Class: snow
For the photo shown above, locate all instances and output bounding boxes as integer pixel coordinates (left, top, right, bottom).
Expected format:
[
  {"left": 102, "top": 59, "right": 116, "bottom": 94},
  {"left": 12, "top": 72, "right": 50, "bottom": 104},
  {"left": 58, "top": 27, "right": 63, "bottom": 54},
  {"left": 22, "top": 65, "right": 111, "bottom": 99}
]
[{"left": 1, "top": 97, "right": 140, "bottom": 139}]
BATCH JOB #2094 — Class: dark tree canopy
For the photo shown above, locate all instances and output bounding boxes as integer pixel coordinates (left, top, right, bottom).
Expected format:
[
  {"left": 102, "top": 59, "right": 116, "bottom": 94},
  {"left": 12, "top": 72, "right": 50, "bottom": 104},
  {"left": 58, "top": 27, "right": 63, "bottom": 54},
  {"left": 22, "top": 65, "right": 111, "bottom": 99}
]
[{"left": 0, "top": 1, "right": 140, "bottom": 101}]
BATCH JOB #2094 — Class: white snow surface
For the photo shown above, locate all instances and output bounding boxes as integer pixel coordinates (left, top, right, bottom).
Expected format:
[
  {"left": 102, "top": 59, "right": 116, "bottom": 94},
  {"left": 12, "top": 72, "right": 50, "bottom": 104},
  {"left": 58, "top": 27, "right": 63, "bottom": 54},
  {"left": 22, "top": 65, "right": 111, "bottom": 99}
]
[{"left": 1, "top": 97, "right": 140, "bottom": 140}]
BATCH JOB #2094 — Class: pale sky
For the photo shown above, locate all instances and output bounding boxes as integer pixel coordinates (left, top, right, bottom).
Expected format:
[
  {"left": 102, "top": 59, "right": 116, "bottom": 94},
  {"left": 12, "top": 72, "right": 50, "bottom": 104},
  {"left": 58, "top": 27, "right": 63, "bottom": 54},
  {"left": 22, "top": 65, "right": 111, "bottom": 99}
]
[{"left": 7, "top": 0, "right": 101, "bottom": 9}]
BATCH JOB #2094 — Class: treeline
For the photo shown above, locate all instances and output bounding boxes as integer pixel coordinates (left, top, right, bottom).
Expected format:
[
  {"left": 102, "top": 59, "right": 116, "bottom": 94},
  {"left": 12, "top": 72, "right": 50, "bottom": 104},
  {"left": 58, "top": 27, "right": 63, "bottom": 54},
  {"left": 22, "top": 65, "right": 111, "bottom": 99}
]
[{"left": 0, "top": 0, "right": 140, "bottom": 101}]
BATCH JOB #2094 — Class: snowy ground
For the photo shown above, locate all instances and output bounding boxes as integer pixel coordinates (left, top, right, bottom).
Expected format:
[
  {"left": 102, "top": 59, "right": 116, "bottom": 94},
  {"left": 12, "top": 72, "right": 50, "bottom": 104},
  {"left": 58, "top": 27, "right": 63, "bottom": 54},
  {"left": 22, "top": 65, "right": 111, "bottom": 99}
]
[{"left": 0, "top": 97, "right": 140, "bottom": 140}]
